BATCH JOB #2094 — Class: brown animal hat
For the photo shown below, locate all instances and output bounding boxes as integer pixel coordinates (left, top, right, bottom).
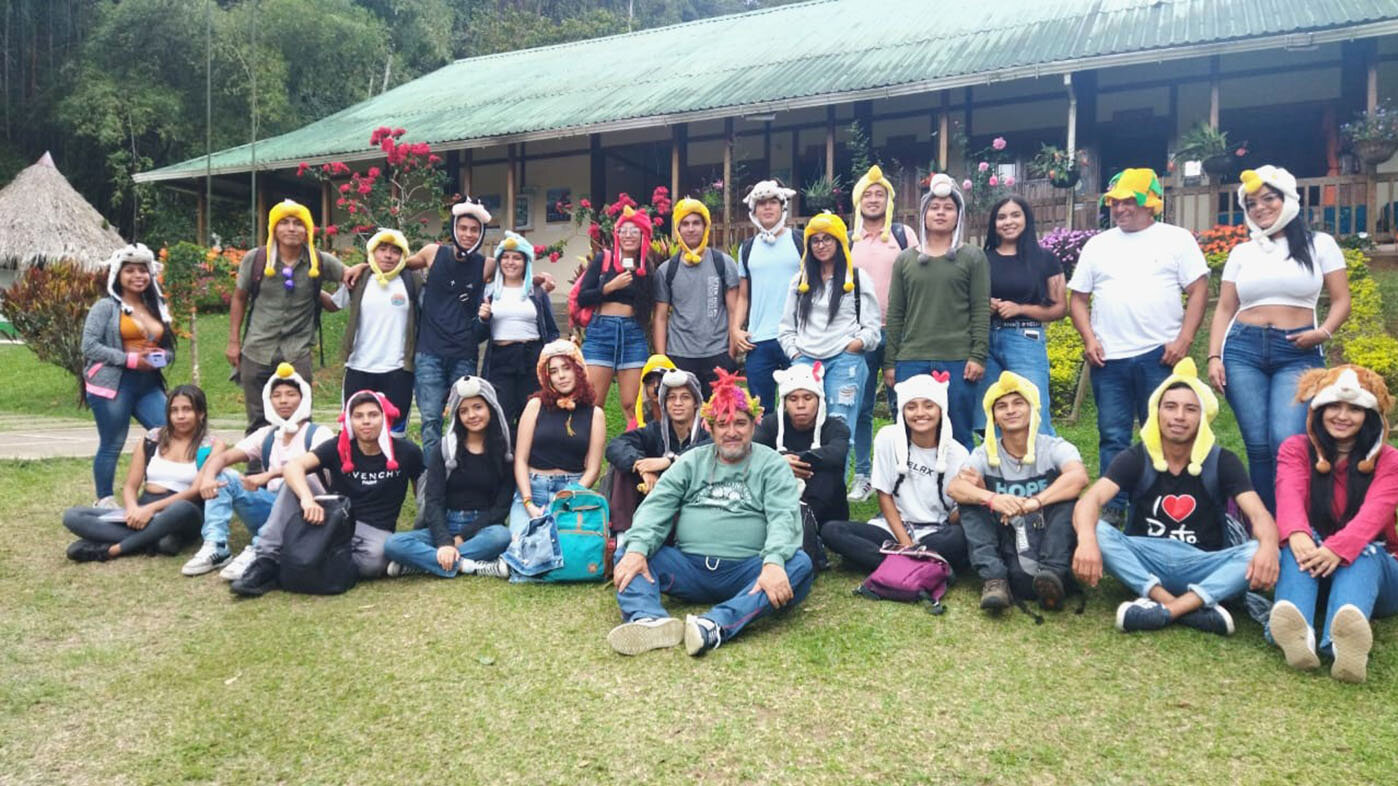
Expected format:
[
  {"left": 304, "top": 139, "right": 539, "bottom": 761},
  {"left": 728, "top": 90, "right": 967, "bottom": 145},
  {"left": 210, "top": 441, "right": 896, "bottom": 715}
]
[{"left": 1295, "top": 364, "right": 1392, "bottom": 473}]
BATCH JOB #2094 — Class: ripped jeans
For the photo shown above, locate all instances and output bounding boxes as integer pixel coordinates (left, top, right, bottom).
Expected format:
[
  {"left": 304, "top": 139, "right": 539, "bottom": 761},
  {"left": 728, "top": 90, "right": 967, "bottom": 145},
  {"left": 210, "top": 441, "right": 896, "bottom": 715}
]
[{"left": 794, "top": 351, "right": 867, "bottom": 432}]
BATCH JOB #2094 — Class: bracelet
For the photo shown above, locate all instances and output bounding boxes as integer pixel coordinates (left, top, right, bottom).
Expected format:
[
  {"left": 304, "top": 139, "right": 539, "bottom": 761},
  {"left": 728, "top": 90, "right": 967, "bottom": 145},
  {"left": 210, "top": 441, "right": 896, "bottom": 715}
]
[
  {"left": 1207, "top": 354, "right": 1221, "bottom": 361},
  {"left": 986, "top": 493, "right": 999, "bottom": 507},
  {"left": 521, "top": 497, "right": 533, "bottom": 506},
  {"left": 1319, "top": 326, "right": 1333, "bottom": 339}
]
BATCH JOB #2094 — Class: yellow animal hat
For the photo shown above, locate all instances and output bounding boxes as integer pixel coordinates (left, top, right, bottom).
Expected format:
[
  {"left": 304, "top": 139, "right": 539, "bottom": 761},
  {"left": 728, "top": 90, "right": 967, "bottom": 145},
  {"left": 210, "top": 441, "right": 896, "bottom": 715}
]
[
  {"left": 1141, "top": 358, "right": 1218, "bottom": 476},
  {"left": 1100, "top": 168, "right": 1164, "bottom": 215},
  {"left": 364, "top": 228, "right": 409, "bottom": 286},
  {"left": 798, "top": 211, "right": 854, "bottom": 294},
  {"left": 671, "top": 197, "right": 711, "bottom": 264},
  {"left": 981, "top": 371, "right": 1042, "bottom": 468},
  {"left": 264, "top": 199, "right": 321, "bottom": 278},
  {"left": 1295, "top": 364, "right": 1392, "bottom": 474},
  {"left": 851, "top": 164, "right": 896, "bottom": 242},
  {"left": 634, "top": 353, "right": 679, "bottom": 427}
]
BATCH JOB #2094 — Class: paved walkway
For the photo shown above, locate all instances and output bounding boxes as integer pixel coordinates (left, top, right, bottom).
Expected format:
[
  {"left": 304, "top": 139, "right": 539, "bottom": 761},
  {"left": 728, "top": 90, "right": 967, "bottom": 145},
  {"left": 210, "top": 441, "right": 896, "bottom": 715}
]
[{"left": 0, "top": 411, "right": 345, "bottom": 460}]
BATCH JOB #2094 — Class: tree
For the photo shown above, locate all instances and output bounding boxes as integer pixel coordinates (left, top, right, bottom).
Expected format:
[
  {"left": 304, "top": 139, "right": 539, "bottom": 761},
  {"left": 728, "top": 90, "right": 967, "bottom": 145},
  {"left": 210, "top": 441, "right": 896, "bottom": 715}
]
[{"left": 1, "top": 260, "right": 106, "bottom": 406}]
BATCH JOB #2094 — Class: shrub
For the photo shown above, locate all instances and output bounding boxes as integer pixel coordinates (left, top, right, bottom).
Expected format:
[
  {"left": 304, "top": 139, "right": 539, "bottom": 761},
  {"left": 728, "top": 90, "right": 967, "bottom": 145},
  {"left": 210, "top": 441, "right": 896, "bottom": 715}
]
[
  {"left": 1342, "top": 334, "right": 1398, "bottom": 397},
  {"left": 1342, "top": 247, "right": 1370, "bottom": 282},
  {"left": 1039, "top": 228, "right": 1098, "bottom": 281},
  {"left": 0, "top": 260, "right": 106, "bottom": 406},
  {"left": 1333, "top": 276, "right": 1382, "bottom": 355},
  {"left": 1046, "top": 319, "right": 1084, "bottom": 417}
]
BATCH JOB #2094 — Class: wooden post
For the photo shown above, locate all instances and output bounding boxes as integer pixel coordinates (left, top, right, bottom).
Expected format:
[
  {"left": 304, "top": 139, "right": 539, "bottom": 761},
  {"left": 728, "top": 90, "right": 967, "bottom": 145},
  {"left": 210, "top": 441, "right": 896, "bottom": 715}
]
[
  {"left": 506, "top": 144, "right": 517, "bottom": 231},
  {"left": 319, "top": 181, "right": 332, "bottom": 250},
  {"left": 196, "top": 187, "right": 209, "bottom": 246},
  {"left": 1368, "top": 58, "right": 1381, "bottom": 234},
  {"left": 937, "top": 96, "right": 950, "bottom": 172},
  {"left": 255, "top": 185, "right": 267, "bottom": 245},
  {"left": 590, "top": 133, "right": 606, "bottom": 204},
  {"left": 723, "top": 118, "right": 734, "bottom": 246},
  {"left": 763, "top": 121, "right": 772, "bottom": 180},
  {"left": 1208, "top": 56, "right": 1220, "bottom": 128},
  {"left": 671, "top": 123, "right": 687, "bottom": 199},
  {"left": 825, "top": 106, "right": 836, "bottom": 182},
  {"left": 789, "top": 129, "right": 800, "bottom": 192},
  {"left": 460, "top": 149, "right": 473, "bottom": 196},
  {"left": 1065, "top": 73, "right": 1078, "bottom": 231}
]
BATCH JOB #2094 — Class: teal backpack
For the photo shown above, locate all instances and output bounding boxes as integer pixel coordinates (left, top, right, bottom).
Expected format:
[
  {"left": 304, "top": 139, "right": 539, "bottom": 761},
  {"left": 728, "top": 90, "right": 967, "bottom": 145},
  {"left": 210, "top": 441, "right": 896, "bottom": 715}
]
[{"left": 540, "top": 484, "right": 612, "bottom": 583}]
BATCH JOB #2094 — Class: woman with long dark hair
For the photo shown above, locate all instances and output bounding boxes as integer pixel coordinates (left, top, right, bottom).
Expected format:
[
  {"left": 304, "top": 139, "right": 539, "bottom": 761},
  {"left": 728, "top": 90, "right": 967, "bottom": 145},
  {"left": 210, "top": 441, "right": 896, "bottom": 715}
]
[
  {"left": 976, "top": 196, "right": 1065, "bottom": 435},
  {"left": 478, "top": 232, "right": 560, "bottom": 428},
  {"left": 1208, "top": 166, "right": 1350, "bottom": 513},
  {"left": 62, "top": 384, "right": 221, "bottom": 562},
  {"left": 576, "top": 205, "right": 655, "bottom": 428},
  {"left": 1268, "top": 365, "right": 1398, "bottom": 683}
]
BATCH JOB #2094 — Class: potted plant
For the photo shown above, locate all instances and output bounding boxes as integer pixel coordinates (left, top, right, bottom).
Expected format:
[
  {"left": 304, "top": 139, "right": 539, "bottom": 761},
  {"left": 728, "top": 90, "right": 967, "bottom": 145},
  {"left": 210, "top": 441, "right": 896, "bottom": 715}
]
[
  {"left": 801, "top": 175, "right": 843, "bottom": 214},
  {"left": 1173, "top": 122, "right": 1247, "bottom": 178},
  {"left": 1028, "top": 143, "right": 1087, "bottom": 189},
  {"left": 1342, "top": 101, "right": 1398, "bottom": 166}
]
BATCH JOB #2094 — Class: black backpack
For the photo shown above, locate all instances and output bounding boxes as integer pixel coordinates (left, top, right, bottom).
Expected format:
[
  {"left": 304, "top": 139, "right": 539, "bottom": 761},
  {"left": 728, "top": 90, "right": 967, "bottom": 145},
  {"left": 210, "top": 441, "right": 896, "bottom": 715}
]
[
  {"left": 664, "top": 247, "right": 732, "bottom": 294},
  {"left": 279, "top": 494, "right": 358, "bottom": 595},
  {"left": 242, "top": 246, "right": 328, "bottom": 366},
  {"left": 259, "top": 423, "right": 327, "bottom": 471},
  {"left": 890, "top": 222, "right": 911, "bottom": 250}
]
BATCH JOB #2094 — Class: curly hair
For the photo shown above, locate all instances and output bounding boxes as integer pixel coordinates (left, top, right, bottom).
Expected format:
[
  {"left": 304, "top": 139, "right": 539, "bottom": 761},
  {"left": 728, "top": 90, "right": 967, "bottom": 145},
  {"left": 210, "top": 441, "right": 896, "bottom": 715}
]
[{"left": 535, "top": 353, "right": 596, "bottom": 411}]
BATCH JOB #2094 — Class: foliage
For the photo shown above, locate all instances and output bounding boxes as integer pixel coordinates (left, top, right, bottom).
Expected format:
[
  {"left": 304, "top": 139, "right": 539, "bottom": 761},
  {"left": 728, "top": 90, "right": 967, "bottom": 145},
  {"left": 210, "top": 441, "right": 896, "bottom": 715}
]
[
  {"left": 1046, "top": 319, "right": 1085, "bottom": 417},
  {"left": 801, "top": 175, "right": 843, "bottom": 214},
  {"left": 1338, "top": 232, "right": 1376, "bottom": 253},
  {"left": 570, "top": 188, "right": 672, "bottom": 258},
  {"left": 1027, "top": 144, "right": 1088, "bottom": 183},
  {"left": 1173, "top": 121, "right": 1248, "bottom": 161},
  {"left": 941, "top": 129, "right": 1013, "bottom": 216},
  {"left": 847, "top": 120, "right": 873, "bottom": 184},
  {"left": 1196, "top": 223, "right": 1250, "bottom": 279},
  {"left": 1038, "top": 227, "right": 1099, "bottom": 282},
  {"left": 162, "top": 244, "right": 241, "bottom": 319},
  {"left": 697, "top": 179, "right": 725, "bottom": 215},
  {"left": 1342, "top": 334, "right": 1398, "bottom": 397},
  {"left": 0, "top": 261, "right": 106, "bottom": 406},
  {"left": 1341, "top": 100, "right": 1398, "bottom": 146}
]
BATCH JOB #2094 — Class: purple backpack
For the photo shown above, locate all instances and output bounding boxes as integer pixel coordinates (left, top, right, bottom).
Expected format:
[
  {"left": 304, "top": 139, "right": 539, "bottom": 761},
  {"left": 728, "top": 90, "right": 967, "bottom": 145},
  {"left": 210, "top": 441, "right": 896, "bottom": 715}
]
[{"left": 855, "top": 543, "right": 954, "bottom": 615}]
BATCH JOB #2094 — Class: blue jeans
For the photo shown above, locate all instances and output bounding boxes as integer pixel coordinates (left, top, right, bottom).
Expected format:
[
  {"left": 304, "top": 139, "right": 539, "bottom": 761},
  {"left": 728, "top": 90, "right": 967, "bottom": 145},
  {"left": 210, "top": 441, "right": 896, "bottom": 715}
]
[
  {"left": 508, "top": 472, "right": 583, "bottom": 537},
  {"left": 383, "top": 511, "right": 511, "bottom": 578},
  {"left": 1090, "top": 345, "right": 1171, "bottom": 482},
  {"left": 1095, "top": 520, "right": 1257, "bottom": 607},
  {"left": 974, "top": 322, "right": 1056, "bottom": 436},
  {"left": 87, "top": 370, "right": 166, "bottom": 499},
  {"left": 1270, "top": 540, "right": 1398, "bottom": 652},
  {"left": 1222, "top": 323, "right": 1323, "bottom": 513},
  {"left": 745, "top": 339, "right": 790, "bottom": 416},
  {"left": 201, "top": 470, "right": 276, "bottom": 545},
  {"left": 853, "top": 330, "right": 889, "bottom": 477},
  {"left": 795, "top": 351, "right": 867, "bottom": 432},
  {"left": 580, "top": 314, "right": 649, "bottom": 370},
  {"left": 895, "top": 360, "right": 975, "bottom": 450},
  {"left": 615, "top": 546, "right": 814, "bottom": 642},
  {"left": 414, "top": 352, "right": 477, "bottom": 460}
]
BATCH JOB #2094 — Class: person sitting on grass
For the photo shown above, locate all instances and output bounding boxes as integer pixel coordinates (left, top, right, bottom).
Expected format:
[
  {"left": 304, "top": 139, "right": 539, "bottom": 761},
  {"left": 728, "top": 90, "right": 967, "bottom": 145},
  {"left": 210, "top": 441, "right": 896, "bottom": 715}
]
[
  {"left": 607, "top": 369, "right": 810, "bottom": 657},
  {"left": 383, "top": 376, "right": 513, "bottom": 580},
  {"left": 754, "top": 363, "right": 850, "bottom": 527},
  {"left": 187, "top": 363, "right": 331, "bottom": 580},
  {"left": 948, "top": 371, "right": 1088, "bottom": 615},
  {"left": 1268, "top": 365, "right": 1398, "bottom": 683},
  {"left": 604, "top": 369, "right": 710, "bottom": 530},
  {"left": 633, "top": 354, "right": 679, "bottom": 430},
  {"left": 820, "top": 373, "right": 970, "bottom": 574},
  {"left": 1072, "top": 358, "right": 1280, "bottom": 636},
  {"left": 64, "top": 385, "right": 222, "bottom": 563},
  {"left": 230, "top": 390, "right": 424, "bottom": 596}
]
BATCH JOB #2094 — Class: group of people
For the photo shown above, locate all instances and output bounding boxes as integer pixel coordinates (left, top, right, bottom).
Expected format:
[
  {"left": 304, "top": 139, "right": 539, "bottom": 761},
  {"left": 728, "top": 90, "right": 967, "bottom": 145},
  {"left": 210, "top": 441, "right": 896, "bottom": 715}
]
[{"left": 60, "top": 161, "right": 1395, "bottom": 681}]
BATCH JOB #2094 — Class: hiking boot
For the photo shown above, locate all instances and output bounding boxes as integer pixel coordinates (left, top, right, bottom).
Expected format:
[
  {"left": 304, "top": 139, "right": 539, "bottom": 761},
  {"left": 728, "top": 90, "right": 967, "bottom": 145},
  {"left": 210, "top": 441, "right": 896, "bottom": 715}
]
[
  {"left": 979, "top": 578, "right": 1012, "bottom": 613},
  {"left": 1329, "top": 604, "right": 1373, "bottom": 684},
  {"left": 460, "top": 557, "right": 510, "bottom": 579},
  {"left": 1268, "top": 600, "right": 1320, "bottom": 670},
  {"left": 606, "top": 617, "right": 685, "bottom": 655},
  {"left": 1032, "top": 571, "right": 1065, "bottom": 611},
  {"left": 1115, "top": 598, "right": 1172, "bottom": 633},
  {"left": 67, "top": 539, "right": 110, "bottom": 563},
  {"left": 385, "top": 561, "right": 428, "bottom": 578},
  {"left": 684, "top": 614, "right": 722, "bottom": 656},
  {"left": 230, "top": 556, "right": 279, "bottom": 597},
  {"left": 219, "top": 545, "right": 257, "bottom": 581},
  {"left": 181, "top": 541, "right": 231, "bottom": 576},
  {"left": 1177, "top": 604, "right": 1235, "bottom": 636},
  {"left": 846, "top": 475, "right": 874, "bottom": 502}
]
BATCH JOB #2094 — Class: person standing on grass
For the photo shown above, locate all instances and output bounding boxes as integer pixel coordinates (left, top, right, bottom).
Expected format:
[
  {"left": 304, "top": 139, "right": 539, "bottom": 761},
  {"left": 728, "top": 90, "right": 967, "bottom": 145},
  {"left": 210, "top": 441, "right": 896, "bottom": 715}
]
[
  {"left": 974, "top": 196, "right": 1065, "bottom": 437},
  {"left": 64, "top": 385, "right": 222, "bottom": 563},
  {"left": 1072, "top": 359, "right": 1280, "bottom": 637},
  {"left": 1267, "top": 365, "right": 1398, "bottom": 683},
  {"left": 652, "top": 198, "right": 742, "bottom": 399},
  {"left": 1067, "top": 168, "right": 1208, "bottom": 520},
  {"left": 732, "top": 179, "right": 803, "bottom": 414},
  {"left": 949, "top": 372, "right": 1088, "bottom": 615},
  {"left": 848, "top": 164, "right": 915, "bottom": 502},
  {"left": 605, "top": 369, "right": 710, "bottom": 530},
  {"left": 606, "top": 369, "right": 809, "bottom": 657},
  {"left": 478, "top": 232, "right": 559, "bottom": 429},
  {"left": 383, "top": 376, "right": 513, "bottom": 580},
  {"left": 753, "top": 363, "right": 851, "bottom": 528},
  {"left": 1207, "top": 166, "right": 1350, "bottom": 514},
  {"left": 882, "top": 174, "right": 989, "bottom": 450},
  {"left": 576, "top": 206, "right": 656, "bottom": 429},
  {"left": 81, "top": 243, "right": 176, "bottom": 506},
  {"left": 821, "top": 373, "right": 970, "bottom": 574},
  {"left": 186, "top": 363, "right": 332, "bottom": 580},
  {"left": 230, "top": 390, "right": 425, "bottom": 597},
  {"left": 339, "top": 228, "right": 420, "bottom": 436}
]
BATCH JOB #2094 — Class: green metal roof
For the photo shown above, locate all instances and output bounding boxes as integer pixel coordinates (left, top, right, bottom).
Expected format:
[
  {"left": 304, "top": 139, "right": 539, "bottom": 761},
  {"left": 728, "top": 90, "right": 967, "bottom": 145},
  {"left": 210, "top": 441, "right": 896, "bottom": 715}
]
[{"left": 137, "top": 0, "right": 1398, "bottom": 183}]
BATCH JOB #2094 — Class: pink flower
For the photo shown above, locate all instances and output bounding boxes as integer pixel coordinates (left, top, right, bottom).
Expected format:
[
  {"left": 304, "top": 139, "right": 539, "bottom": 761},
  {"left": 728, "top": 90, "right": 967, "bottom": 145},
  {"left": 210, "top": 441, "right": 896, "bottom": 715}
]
[
  {"left": 428, "top": 154, "right": 441, "bottom": 165},
  {"left": 336, "top": 197, "right": 346, "bottom": 207},
  {"left": 339, "top": 183, "right": 351, "bottom": 193},
  {"left": 652, "top": 216, "right": 663, "bottom": 227},
  {"left": 325, "top": 225, "right": 339, "bottom": 236},
  {"left": 533, "top": 244, "right": 546, "bottom": 256},
  {"left": 962, "top": 179, "right": 974, "bottom": 190},
  {"left": 1235, "top": 147, "right": 1247, "bottom": 157},
  {"left": 579, "top": 199, "right": 592, "bottom": 210},
  {"left": 992, "top": 137, "right": 1007, "bottom": 151},
  {"left": 712, "top": 180, "right": 724, "bottom": 190},
  {"left": 367, "top": 166, "right": 381, "bottom": 178},
  {"left": 988, "top": 175, "right": 999, "bottom": 187},
  {"left": 548, "top": 252, "right": 560, "bottom": 262},
  {"left": 978, "top": 162, "right": 989, "bottom": 173},
  {"left": 296, "top": 162, "right": 308, "bottom": 177},
  {"left": 347, "top": 205, "right": 356, "bottom": 214},
  {"left": 1004, "top": 176, "right": 1015, "bottom": 187},
  {"left": 392, "top": 128, "right": 406, "bottom": 138},
  {"left": 357, "top": 184, "right": 372, "bottom": 196}
]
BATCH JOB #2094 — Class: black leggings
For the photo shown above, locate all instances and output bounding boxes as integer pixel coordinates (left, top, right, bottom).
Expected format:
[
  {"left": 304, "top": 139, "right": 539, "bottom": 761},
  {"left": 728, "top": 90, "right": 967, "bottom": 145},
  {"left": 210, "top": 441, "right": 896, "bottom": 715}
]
[
  {"left": 63, "top": 492, "right": 203, "bottom": 557},
  {"left": 820, "top": 519, "right": 968, "bottom": 574},
  {"left": 486, "top": 340, "right": 543, "bottom": 429}
]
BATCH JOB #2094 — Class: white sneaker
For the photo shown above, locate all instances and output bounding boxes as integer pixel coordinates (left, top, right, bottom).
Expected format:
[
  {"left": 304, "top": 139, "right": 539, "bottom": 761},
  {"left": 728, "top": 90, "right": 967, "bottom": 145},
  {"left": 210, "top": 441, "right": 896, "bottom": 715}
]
[
  {"left": 684, "top": 614, "right": 723, "bottom": 656},
  {"left": 1330, "top": 604, "right": 1373, "bottom": 684},
  {"left": 1268, "top": 600, "right": 1320, "bottom": 670},
  {"left": 606, "top": 617, "right": 684, "bottom": 655},
  {"left": 847, "top": 475, "right": 873, "bottom": 502},
  {"left": 219, "top": 545, "right": 257, "bottom": 581},
  {"left": 94, "top": 496, "right": 120, "bottom": 509},
  {"left": 181, "top": 541, "right": 231, "bottom": 576},
  {"left": 459, "top": 557, "right": 510, "bottom": 579}
]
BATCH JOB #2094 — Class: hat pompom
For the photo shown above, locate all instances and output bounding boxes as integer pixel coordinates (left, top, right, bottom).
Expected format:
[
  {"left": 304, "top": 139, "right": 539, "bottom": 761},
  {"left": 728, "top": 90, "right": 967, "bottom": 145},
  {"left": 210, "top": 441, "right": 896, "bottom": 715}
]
[{"left": 842, "top": 280, "right": 854, "bottom": 292}]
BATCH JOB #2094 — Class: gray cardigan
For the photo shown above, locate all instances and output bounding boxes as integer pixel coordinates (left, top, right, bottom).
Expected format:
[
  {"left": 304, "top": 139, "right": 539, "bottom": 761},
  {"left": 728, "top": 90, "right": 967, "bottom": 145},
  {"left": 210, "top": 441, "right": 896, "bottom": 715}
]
[{"left": 81, "top": 297, "right": 172, "bottom": 399}]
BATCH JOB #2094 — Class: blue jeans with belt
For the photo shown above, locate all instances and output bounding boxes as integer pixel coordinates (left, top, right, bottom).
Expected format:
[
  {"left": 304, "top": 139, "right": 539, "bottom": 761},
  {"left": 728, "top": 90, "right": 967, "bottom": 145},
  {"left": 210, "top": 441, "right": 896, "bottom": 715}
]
[
  {"left": 1221, "top": 322, "right": 1324, "bottom": 513},
  {"left": 974, "top": 321, "right": 1056, "bottom": 435}
]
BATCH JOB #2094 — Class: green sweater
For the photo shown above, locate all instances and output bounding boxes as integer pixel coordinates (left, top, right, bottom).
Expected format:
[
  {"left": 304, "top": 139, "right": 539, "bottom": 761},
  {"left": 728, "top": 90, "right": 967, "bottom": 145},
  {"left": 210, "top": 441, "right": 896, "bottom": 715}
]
[
  {"left": 883, "top": 245, "right": 991, "bottom": 367},
  {"left": 624, "top": 443, "right": 802, "bottom": 566}
]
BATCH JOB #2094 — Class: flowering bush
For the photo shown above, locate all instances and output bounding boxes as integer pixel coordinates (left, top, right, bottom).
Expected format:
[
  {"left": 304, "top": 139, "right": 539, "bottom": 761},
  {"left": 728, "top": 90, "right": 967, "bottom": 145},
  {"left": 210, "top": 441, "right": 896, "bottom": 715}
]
[
  {"left": 1341, "top": 100, "right": 1398, "bottom": 146},
  {"left": 162, "top": 243, "right": 241, "bottom": 314},
  {"left": 1028, "top": 144, "right": 1088, "bottom": 185},
  {"left": 1195, "top": 223, "right": 1249, "bottom": 282},
  {"left": 1039, "top": 227, "right": 1099, "bottom": 281},
  {"left": 1, "top": 260, "right": 106, "bottom": 405},
  {"left": 1342, "top": 334, "right": 1398, "bottom": 396},
  {"left": 571, "top": 187, "right": 672, "bottom": 253},
  {"left": 1046, "top": 318, "right": 1084, "bottom": 417}
]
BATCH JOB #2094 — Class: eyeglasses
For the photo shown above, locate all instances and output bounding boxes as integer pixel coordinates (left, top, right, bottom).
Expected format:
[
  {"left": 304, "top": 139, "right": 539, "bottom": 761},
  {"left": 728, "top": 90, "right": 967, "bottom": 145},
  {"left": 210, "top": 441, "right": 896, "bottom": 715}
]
[
  {"left": 1244, "top": 192, "right": 1284, "bottom": 211},
  {"left": 809, "top": 235, "right": 837, "bottom": 247}
]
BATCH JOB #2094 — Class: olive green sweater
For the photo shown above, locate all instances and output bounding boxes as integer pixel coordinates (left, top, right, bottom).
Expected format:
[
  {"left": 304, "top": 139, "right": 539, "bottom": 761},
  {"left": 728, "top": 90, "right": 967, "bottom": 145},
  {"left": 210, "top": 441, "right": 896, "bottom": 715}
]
[{"left": 883, "top": 245, "right": 990, "bottom": 367}]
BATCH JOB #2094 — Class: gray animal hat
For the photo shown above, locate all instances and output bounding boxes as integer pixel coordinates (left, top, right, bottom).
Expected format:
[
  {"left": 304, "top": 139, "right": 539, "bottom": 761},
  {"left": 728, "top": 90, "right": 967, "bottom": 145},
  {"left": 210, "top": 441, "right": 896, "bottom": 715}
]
[
  {"left": 918, "top": 174, "right": 966, "bottom": 256},
  {"left": 441, "top": 375, "right": 512, "bottom": 470},
  {"left": 657, "top": 369, "right": 703, "bottom": 457},
  {"left": 106, "top": 242, "right": 171, "bottom": 323}
]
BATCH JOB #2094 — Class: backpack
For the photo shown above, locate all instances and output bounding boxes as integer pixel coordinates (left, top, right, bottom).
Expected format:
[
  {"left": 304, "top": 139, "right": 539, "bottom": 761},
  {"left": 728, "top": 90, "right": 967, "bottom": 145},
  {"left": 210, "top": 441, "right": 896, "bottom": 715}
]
[
  {"left": 538, "top": 484, "right": 613, "bottom": 583},
  {"left": 854, "top": 543, "right": 953, "bottom": 614},
  {"left": 278, "top": 494, "right": 358, "bottom": 595},
  {"left": 259, "top": 423, "right": 326, "bottom": 472},
  {"left": 890, "top": 222, "right": 911, "bottom": 250},
  {"left": 664, "top": 247, "right": 731, "bottom": 297},
  {"left": 738, "top": 229, "right": 804, "bottom": 272},
  {"left": 243, "top": 246, "right": 328, "bottom": 366},
  {"left": 567, "top": 254, "right": 599, "bottom": 331}
]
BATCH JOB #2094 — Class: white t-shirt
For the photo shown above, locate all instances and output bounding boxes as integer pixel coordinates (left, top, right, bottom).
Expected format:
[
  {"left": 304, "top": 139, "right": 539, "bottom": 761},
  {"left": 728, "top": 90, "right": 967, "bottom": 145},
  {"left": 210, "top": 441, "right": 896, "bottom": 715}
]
[
  {"left": 489, "top": 286, "right": 540, "bottom": 342},
  {"left": 1222, "top": 232, "right": 1345, "bottom": 312},
  {"left": 869, "top": 424, "right": 968, "bottom": 538},
  {"left": 234, "top": 421, "right": 335, "bottom": 492},
  {"left": 1067, "top": 222, "right": 1208, "bottom": 360},
  {"left": 346, "top": 277, "right": 411, "bottom": 372}
]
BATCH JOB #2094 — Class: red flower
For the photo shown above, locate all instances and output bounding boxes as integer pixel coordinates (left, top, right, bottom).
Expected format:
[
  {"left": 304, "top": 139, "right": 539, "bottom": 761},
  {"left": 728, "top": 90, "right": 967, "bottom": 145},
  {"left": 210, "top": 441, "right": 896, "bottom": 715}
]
[
  {"left": 336, "top": 197, "right": 346, "bottom": 207},
  {"left": 322, "top": 164, "right": 334, "bottom": 174},
  {"left": 652, "top": 216, "right": 663, "bottom": 227},
  {"left": 296, "top": 162, "right": 309, "bottom": 177},
  {"left": 347, "top": 205, "right": 356, "bottom": 214},
  {"left": 339, "top": 183, "right": 351, "bottom": 193},
  {"left": 389, "top": 206, "right": 399, "bottom": 216},
  {"left": 533, "top": 244, "right": 546, "bottom": 255},
  {"left": 325, "top": 225, "right": 339, "bottom": 236},
  {"left": 588, "top": 223, "right": 602, "bottom": 241},
  {"left": 548, "top": 252, "right": 560, "bottom": 262},
  {"left": 357, "top": 184, "right": 372, "bottom": 196},
  {"left": 428, "top": 154, "right": 441, "bottom": 165},
  {"left": 332, "top": 161, "right": 350, "bottom": 175},
  {"left": 419, "top": 217, "right": 429, "bottom": 224},
  {"left": 393, "top": 128, "right": 406, "bottom": 138},
  {"left": 579, "top": 198, "right": 592, "bottom": 210},
  {"left": 367, "top": 166, "right": 381, "bottom": 178},
  {"left": 652, "top": 185, "right": 669, "bottom": 202},
  {"left": 414, "top": 143, "right": 431, "bottom": 157}
]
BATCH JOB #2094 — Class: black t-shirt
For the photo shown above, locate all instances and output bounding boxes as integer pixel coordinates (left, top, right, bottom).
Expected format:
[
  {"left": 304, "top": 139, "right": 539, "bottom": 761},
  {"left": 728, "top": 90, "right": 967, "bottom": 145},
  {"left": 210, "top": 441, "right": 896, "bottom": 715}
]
[
  {"left": 417, "top": 244, "right": 484, "bottom": 358},
  {"left": 987, "top": 247, "right": 1063, "bottom": 316},
  {"left": 1104, "top": 443, "right": 1251, "bottom": 551},
  {"left": 441, "top": 450, "right": 500, "bottom": 513},
  {"left": 312, "top": 437, "right": 425, "bottom": 532}
]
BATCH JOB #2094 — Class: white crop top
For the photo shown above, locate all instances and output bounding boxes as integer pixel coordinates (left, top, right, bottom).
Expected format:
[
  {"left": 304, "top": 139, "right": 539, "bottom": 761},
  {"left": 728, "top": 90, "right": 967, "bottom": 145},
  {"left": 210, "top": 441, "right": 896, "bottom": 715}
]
[
  {"left": 1221, "top": 231, "right": 1346, "bottom": 312},
  {"left": 145, "top": 444, "right": 200, "bottom": 492},
  {"left": 490, "top": 286, "right": 540, "bottom": 342}
]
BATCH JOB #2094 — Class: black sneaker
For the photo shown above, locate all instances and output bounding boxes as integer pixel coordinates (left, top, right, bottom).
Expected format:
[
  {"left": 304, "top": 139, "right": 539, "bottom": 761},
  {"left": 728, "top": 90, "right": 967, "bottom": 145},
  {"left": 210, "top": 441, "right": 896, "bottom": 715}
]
[
  {"left": 979, "top": 578, "right": 1011, "bottom": 613},
  {"left": 1032, "top": 571, "right": 1065, "bottom": 612},
  {"left": 1177, "top": 604, "right": 1235, "bottom": 637},
  {"left": 684, "top": 614, "right": 722, "bottom": 656},
  {"left": 230, "top": 556, "right": 280, "bottom": 597},
  {"left": 66, "top": 539, "right": 110, "bottom": 562}
]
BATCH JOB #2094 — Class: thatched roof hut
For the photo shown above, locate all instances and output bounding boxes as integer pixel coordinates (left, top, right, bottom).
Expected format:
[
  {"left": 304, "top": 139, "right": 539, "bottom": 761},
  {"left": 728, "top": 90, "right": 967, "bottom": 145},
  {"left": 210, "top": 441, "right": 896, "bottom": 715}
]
[{"left": 0, "top": 152, "right": 124, "bottom": 278}]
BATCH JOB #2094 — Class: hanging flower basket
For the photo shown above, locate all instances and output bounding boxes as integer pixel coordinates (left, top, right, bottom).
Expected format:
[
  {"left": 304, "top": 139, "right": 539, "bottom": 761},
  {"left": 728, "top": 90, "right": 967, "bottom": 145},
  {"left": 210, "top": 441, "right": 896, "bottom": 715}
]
[
  {"left": 1202, "top": 154, "right": 1234, "bottom": 178},
  {"left": 1048, "top": 171, "right": 1080, "bottom": 189},
  {"left": 1355, "top": 139, "right": 1398, "bottom": 166}
]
